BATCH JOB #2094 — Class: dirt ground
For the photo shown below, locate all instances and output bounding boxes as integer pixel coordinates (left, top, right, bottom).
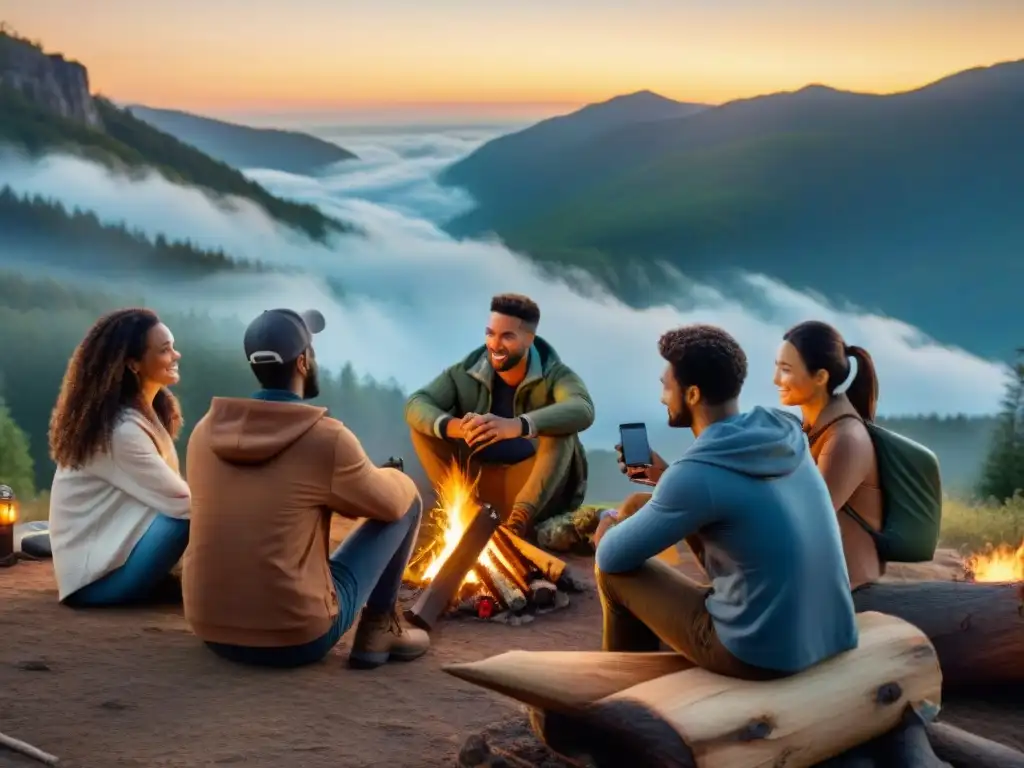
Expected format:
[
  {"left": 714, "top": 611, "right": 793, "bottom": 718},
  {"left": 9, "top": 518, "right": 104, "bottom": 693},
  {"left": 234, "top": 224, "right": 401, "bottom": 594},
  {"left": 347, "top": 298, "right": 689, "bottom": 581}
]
[{"left": 0, "top": 533, "right": 1021, "bottom": 768}]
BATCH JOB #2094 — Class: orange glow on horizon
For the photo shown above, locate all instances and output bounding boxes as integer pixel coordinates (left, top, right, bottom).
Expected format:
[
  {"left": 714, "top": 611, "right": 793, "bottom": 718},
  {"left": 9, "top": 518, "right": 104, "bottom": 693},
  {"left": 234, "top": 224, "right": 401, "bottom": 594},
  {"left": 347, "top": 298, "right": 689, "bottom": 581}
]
[{"left": 6, "top": 2, "right": 1023, "bottom": 115}]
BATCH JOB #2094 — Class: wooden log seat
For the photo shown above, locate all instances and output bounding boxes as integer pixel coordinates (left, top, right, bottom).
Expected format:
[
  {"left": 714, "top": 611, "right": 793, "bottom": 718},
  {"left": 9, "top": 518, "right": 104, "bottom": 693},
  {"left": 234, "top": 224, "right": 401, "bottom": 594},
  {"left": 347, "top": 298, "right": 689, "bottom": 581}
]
[{"left": 445, "top": 611, "right": 943, "bottom": 768}]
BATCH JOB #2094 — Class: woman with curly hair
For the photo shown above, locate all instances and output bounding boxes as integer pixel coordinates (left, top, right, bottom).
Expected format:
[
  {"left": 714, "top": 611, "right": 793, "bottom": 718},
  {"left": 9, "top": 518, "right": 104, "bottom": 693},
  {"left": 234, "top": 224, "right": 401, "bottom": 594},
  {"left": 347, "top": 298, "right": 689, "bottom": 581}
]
[{"left": 48, "top": 308, "right": 191, "bottom": 606}]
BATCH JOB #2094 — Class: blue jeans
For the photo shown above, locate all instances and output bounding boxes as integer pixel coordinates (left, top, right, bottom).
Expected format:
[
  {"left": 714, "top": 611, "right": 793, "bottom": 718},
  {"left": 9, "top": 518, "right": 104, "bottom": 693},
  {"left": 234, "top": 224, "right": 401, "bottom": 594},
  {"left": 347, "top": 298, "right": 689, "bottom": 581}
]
[
  {"left": 65, "top": 513, "right": 190, "bottom": 607},
  {"left": 207, "top": 496, "right": 423, "bottom": 668}
]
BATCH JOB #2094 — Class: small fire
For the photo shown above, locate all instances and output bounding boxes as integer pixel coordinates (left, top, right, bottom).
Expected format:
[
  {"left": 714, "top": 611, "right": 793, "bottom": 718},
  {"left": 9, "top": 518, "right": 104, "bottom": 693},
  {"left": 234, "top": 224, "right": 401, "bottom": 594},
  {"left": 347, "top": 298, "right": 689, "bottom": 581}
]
[
  {"left": 965, "top": 539, "right": 1024, "bottom": 583},
  {"left": 410, "top": 462, "right": 497, "bottom": 586}
]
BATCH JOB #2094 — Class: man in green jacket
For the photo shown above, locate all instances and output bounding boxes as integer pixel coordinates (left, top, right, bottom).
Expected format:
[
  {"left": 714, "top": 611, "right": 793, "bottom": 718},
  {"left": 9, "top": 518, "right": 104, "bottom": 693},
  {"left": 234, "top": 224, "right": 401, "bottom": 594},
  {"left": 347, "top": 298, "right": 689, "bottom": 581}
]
[{"left": 405, "top": 293, "right": 595, "bottom": 552}]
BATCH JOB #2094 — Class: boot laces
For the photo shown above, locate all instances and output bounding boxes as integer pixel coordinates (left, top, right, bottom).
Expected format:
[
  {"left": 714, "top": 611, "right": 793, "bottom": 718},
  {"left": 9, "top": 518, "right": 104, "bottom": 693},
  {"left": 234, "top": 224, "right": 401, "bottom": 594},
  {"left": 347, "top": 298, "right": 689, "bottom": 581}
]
[{"left": 386, "top": 609, "right": 404, "bottom": 636}]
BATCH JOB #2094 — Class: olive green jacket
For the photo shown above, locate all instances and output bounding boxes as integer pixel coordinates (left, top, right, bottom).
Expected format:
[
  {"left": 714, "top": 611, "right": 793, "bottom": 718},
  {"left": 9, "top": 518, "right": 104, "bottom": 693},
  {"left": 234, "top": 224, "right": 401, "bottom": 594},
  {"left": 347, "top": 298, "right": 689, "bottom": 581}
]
[{"left": 405, "top": 337, "right": 595, "bottom": 516}]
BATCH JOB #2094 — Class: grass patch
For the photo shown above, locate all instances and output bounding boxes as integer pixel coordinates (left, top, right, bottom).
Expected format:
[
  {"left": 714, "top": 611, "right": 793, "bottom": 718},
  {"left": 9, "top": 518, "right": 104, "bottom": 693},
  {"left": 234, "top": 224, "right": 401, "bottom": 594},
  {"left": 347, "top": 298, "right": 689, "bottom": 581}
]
[{"left": 939, "top": 494, "right": 1024, "bottom": 552}]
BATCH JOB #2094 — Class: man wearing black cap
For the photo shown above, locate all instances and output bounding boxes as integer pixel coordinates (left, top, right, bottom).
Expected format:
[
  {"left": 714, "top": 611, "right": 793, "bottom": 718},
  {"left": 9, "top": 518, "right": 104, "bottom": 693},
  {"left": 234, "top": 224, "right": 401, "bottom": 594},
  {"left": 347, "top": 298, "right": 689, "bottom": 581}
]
[{"left": 183, "top": 308, "right": 430, "bottom": 670}]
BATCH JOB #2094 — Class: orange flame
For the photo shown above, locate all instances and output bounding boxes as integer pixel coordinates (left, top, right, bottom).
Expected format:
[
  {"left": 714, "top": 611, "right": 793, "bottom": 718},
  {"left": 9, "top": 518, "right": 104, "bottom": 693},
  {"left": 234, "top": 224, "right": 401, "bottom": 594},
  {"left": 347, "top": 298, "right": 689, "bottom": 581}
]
[
  {"left": 0, "top": 501, "right": 17, "bottom": 526},
  {"left": 965, "top": 539, "right": 1024, "bottom": 583},
  {"left": 410, "top": 462, "right": 498, "bottom": 586}
]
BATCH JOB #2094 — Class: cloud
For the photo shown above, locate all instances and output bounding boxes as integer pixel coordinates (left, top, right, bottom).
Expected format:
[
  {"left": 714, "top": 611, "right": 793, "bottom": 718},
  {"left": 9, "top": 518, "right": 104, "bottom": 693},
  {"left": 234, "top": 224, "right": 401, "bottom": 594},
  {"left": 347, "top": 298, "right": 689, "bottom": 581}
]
[{"left": 0, "top": 133, "right": 1010, "bottom": 450}]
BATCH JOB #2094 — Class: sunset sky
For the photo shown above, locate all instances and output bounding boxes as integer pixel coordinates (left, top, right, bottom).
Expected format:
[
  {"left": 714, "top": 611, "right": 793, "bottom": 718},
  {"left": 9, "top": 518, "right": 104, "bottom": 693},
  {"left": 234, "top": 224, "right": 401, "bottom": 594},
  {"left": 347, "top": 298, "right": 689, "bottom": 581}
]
[{"left": 7, "top": 0, "right": 1023, "bottom": 120}]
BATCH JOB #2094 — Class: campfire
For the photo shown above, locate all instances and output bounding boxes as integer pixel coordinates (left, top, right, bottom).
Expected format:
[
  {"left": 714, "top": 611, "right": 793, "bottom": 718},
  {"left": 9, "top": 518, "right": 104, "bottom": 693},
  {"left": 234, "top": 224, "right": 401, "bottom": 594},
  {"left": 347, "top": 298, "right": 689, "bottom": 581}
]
[
  {"left": 964, "top": 538, "right": 1024, "bottom": 582},
  {"left": 403, "top": 463, "right": 577, "bottom": 628}
]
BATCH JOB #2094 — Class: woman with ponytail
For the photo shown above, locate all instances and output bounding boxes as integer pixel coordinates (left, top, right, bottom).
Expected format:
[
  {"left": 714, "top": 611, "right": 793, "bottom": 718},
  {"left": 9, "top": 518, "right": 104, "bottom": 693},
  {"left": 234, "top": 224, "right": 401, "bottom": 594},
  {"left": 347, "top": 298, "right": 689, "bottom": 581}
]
[{"left": 773, "top": 320, "right": 883, "bottom": 590}]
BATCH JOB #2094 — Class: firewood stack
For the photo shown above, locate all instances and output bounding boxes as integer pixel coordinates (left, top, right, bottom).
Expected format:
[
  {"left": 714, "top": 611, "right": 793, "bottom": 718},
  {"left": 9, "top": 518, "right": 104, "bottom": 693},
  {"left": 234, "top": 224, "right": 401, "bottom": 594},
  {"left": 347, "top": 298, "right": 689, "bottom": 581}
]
[
  {"left": 402, "top": 503, "right": 582, "bottom": 629},
  {"left": 454, "top": 527, "right": 576, "bottom": 621}
]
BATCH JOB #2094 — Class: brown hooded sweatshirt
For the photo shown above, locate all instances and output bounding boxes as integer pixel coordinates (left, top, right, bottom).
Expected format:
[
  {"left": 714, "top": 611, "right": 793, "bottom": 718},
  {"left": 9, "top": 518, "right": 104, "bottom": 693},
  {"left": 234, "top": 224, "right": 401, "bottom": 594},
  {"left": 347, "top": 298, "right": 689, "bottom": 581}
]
[
  {"left": 182, "top": 397, "right": 418, "bottom": 647},
  {"left": 805, "top": 395, "right": 885, "bottom": 590}
]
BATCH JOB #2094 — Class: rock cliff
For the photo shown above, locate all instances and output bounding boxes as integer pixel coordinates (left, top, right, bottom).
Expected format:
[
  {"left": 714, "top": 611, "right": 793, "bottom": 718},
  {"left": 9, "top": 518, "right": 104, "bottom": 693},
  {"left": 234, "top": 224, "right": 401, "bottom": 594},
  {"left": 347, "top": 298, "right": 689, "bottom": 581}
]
[{"left": 0, "top": 29, "right": 102, "bottom": 128}]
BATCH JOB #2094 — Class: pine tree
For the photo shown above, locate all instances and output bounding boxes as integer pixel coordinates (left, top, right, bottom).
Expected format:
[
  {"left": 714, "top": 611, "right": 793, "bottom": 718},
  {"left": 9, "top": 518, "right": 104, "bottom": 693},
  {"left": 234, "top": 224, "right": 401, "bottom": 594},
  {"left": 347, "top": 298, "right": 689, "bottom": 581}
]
[{"left": 975, "top": 348, "right": 1024, "bottom": 502}]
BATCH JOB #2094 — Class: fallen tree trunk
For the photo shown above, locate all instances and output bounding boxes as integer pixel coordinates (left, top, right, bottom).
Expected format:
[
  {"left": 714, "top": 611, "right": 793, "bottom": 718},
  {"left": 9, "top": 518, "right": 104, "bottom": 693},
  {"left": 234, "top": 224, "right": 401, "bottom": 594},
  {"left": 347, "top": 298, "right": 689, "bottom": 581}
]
[
  {"left": 852, "top": 580, "right": 1024, "bottom": 690},
  {"left": 450, "top": 612, "right": 943, "bottom": 768},
  {"left": 924, "top": 721, "right": 1024, "bottom": 768}
]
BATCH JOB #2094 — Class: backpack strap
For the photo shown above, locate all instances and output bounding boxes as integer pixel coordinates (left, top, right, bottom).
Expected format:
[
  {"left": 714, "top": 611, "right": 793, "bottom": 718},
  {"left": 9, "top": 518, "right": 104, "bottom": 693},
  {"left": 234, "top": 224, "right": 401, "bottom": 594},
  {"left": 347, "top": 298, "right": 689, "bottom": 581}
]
[
  {"left": 806, "top": 412, "right": 862, "bottom": 447},
  {"left": 807, "top": 412, "right": 881, "bottom": 536},
  {"left": 840, "top": 503, "right": 881, "bottom": 538}
]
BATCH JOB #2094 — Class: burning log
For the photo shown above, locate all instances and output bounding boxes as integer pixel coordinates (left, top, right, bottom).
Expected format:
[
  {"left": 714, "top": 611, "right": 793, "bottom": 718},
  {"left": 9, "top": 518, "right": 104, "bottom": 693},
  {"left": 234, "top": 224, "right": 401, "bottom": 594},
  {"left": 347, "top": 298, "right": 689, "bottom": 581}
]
[
  {"left": 498, "top": 528, "right": 567, "bottom": 585},
  {"left": 488, "top": 534, "right": 531, "bottom": 594},
  {"left": 405, "top": 503, "right": 501, "bottom": 631},
  {"left": 851, "top": 580, "right": 1024, "bottom": 691},
  {"left": 446, "top": 612, "right": 944, "bottom": 768},
  {"left": 492, "top": 528, "right": 560, "bottom": 606},
  {"left": 490, "top": 567, "right": 528, "bottom": 613},
  {"left": 526, "top": 579, "right": 557, "bottom": 608},
  {"left": 405, "top": 461, "right": 576, "bottom": 623},
  {"left": 474, "top": 562, "right": 528, "bottom": 613}
]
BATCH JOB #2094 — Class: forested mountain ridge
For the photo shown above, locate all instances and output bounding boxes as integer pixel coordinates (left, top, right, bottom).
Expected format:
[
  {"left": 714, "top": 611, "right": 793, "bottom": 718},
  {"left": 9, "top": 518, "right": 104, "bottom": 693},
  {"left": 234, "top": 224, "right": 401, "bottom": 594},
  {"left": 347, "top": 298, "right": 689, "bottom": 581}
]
[
  {"left": 0, "top": 29, "right": 355, "bottom": 242},
  {"left": 440, "top": 59, "right": 1024, "bottom": 360},
  {"left": 126, "top": 104, "right": 359, "bottom": 176}
]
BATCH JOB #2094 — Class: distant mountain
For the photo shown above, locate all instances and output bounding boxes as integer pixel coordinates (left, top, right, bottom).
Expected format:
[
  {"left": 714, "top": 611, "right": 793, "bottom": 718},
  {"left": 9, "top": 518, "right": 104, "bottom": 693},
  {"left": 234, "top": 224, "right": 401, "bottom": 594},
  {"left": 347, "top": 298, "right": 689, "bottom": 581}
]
[
  {"left": 439, "top": 91, "right": 707, "bottom": 237},
  {"left": 440, "top": 60, "right": 1024, "bottom": 359},
  {"left": 0, "top": 30, "right": 352, "bottom": 242},
  {"left": 126, "top": 105, "right": 358, "bottom": 175}
]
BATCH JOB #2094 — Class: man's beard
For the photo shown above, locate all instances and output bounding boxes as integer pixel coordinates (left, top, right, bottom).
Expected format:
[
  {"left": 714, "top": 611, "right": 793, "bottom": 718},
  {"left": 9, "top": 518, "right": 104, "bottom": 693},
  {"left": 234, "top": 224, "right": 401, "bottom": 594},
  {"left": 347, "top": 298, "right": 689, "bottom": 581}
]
[
  {"left": 490, "top": 349, "right": 524, "bottom": 372},
  {"left": 302, "top": 363, "right": 321, "bottom": 399},
  {"left": 668, "top": 400, "right": 693, "bottom": 429}
]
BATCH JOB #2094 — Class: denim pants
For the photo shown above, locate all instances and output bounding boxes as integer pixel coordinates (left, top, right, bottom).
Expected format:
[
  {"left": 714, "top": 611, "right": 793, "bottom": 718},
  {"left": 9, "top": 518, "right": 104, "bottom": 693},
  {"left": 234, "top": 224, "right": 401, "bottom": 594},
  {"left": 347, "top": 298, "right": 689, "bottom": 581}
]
[
  {"left": 207, "top": 496, "right": 423, "bottom": 668},
  {"left": 65, "top": 513, "right": 190, "bottom": 607}
]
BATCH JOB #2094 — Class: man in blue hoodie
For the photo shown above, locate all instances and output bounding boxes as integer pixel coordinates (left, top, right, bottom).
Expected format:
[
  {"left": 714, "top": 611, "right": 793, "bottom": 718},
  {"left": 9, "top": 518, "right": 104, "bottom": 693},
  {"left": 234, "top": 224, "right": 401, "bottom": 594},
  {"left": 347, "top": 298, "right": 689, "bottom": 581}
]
[{"left": 594, "top": 324, "right": 858, "bottom": 679}]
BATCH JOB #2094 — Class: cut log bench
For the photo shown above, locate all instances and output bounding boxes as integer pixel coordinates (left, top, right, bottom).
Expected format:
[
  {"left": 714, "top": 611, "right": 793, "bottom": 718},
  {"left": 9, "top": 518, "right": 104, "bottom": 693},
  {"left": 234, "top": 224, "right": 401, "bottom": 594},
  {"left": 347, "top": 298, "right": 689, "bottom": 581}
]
[
  {"left": 446, "top": 611, "right": 1024, "bottom": 768},
  {"left": 850, "top": 580, "right": 1024, "bottom": 691}
]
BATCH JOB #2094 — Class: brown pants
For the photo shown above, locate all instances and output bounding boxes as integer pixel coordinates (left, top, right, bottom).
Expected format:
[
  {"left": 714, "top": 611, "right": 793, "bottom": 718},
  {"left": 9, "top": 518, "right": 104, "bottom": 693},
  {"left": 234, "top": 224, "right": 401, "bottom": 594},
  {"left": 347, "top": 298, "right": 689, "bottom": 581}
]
[
  {"left": 408, "top": 428, "right": 573, "bottom": 526},
  {"left": 595, "top": 558, "right": 789, "bottom": 681}
]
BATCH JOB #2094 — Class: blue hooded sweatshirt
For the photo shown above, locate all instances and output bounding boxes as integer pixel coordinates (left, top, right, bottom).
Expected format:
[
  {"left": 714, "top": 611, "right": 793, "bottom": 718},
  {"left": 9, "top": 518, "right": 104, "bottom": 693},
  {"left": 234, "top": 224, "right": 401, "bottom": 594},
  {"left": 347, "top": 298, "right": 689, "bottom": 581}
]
[{"left": 596, "top": 406, "right": 858, "bottom": 673}]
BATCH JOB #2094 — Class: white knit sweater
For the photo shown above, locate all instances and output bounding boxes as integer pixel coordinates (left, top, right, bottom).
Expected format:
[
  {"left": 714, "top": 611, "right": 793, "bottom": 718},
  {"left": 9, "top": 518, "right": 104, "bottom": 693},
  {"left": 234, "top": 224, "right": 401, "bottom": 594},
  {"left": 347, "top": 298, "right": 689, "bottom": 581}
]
[{"left": 48, "top": 409, "right": 191, "bottom": 601}]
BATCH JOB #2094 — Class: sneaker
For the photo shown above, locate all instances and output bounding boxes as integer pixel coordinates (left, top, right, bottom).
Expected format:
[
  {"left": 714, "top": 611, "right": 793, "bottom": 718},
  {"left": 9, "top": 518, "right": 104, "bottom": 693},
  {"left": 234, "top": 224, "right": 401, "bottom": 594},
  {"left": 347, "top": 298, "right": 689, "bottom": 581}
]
[{"left": 348, "top": 608, "right": 430, "bottom": 669}]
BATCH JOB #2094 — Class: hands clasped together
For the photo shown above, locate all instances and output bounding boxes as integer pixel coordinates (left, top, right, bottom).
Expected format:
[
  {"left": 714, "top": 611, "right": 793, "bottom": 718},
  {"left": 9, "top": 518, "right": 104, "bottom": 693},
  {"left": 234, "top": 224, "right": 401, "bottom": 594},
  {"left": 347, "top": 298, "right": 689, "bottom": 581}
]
[{"left": 447, "top": 412, "right": 522, "bottom": 449}]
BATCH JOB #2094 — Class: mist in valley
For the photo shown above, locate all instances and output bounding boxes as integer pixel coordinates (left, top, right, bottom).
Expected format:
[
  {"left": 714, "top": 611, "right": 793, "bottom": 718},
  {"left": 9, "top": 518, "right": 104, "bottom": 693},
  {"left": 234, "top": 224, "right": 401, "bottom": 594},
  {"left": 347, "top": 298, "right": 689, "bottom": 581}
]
[{"left": 0, "top": 125, "right": 1010, "bottom": 483}]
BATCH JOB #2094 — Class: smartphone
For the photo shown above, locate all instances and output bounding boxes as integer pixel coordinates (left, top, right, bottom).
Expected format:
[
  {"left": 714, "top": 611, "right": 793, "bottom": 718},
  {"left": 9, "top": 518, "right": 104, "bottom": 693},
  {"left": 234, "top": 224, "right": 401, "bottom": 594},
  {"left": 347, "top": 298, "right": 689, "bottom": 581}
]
[{"left": 618, "top": 422, "right": 653, "bottom": 468}]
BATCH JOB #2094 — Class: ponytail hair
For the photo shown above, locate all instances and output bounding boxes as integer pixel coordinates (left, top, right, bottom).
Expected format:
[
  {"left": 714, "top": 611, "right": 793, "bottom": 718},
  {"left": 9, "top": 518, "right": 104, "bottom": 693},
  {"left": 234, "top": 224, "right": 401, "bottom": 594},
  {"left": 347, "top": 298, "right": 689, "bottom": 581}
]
[
  {"left": 844, "top": 344, "right": 879, "bottom": 422},
  {"left": 783, "top": 321, "right": 880, "bottom": 422}
]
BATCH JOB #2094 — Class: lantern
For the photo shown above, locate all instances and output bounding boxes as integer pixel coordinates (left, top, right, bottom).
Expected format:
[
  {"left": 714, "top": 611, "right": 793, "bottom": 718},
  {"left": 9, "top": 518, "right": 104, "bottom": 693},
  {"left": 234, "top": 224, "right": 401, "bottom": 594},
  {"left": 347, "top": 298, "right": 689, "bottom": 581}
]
[{"left": 0, "top": 484, "right": 17, "bottom": 567}]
